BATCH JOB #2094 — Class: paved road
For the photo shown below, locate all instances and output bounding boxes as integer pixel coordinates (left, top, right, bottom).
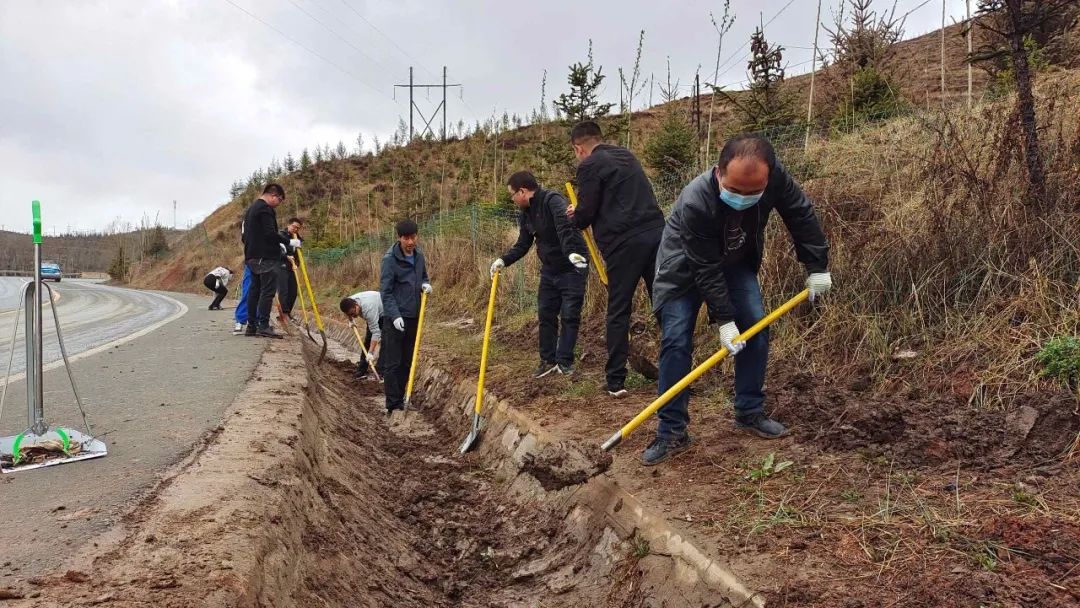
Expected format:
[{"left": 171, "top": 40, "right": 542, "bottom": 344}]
[{"left": 0, "top": 282, "right": 267, "bottom": 587}]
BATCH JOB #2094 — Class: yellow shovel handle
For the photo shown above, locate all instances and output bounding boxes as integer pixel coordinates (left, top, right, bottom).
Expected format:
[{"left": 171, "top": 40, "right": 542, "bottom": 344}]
[
  {"left": 474, "top": 272, "right": 500, "bottom": 415},
  {"left": 601, "top": 289, "right": 810, "bottom": 450},
  {"left": 404, "top": 290, "right": 428, "bottom": 401},
  {"left": 295, "top": 249, "right": 324, "bottom": 332},
  {"left": 564, "top": 183, "right": 609, "bottom": 286},
  {"left": 293, "top": 266, "right": 310, "bottom": 326}
]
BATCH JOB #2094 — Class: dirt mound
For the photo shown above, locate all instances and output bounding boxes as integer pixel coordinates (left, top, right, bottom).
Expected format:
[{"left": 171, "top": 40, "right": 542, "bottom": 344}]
[
  {"left": 772, "top": 371, "right": 1080, "bottom": 468},
  {"left": 521, "top": 441, "right": 613, "bottom": 491}
]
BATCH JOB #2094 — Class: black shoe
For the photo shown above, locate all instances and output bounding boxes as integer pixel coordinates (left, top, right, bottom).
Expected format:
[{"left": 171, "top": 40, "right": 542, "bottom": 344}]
[
  {"left": 533, "top": 362, "right": 559, "bottom": 378},
  {"left": 244, "top": 326, "right": 258, "bottom": 337},
  {"left": 256, "top": 326, "right": 284, "bottom": 339},
  {"left": 556, "top": 363, "right": 574, "bottom": 376},
  {"left": 641, "top": 433, "right": 694, "bottom": 466},
  {"left": 734, "top": 413, "right": 788, "bottom": 439}
]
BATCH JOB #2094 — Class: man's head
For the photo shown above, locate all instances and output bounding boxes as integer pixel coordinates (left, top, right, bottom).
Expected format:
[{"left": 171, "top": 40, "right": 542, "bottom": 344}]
[
  {"left": 506, "top": 171, "right": 539, "bottom": 209},
  {"left": 262, "top": 183, "right": 286, "bottom": 207},
  {"left": 286, "top": 217, "right": 304, "bottom": 236},
  {"left": 713, "top": 134, "right": 775, "bottom": 204},
  {"left": 396, "top": 219, "right": 419, "bottom": 255},
  {"left": 339, "top": 297, "right": 360, "bottom": 319},
  {"left": 570, "top": 121, "right": 603, "bottom": 162}
]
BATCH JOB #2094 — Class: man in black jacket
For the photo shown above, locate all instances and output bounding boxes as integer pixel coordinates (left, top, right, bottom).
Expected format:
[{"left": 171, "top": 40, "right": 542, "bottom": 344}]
[
  {"left": 491, "top": 171, "right": 589, "bottom": 378},
  {"left": 277, "top": 217, "right": 304, "bottom": 318},
  {"left": 242, "top": 184, "right": 297, "bottom": 338},
  {"left": 641, "top": 134, "right": 832, "bottom": 466},
  {"left": 379, "top": 219, "right": 432, "bottom": 413},
  {"left": 567, "top": 121, "right": 665, "bottom": 397}
]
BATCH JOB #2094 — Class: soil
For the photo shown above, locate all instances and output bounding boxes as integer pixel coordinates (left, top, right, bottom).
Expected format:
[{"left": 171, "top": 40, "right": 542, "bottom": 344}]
[
  {"left": 426, "top": 316, "right": 1080, "bottom": 608},
  {"left": 2, "top": 338, "right": 730, "bottom": 607}
]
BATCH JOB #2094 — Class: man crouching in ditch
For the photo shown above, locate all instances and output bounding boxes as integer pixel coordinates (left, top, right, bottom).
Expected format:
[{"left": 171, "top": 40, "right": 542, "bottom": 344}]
[
  {"left": 642, "top": 134, "right": 832, "bottom": 466},
  {"left": 379, "top": 219, "right": 432, "bottom": 414}
]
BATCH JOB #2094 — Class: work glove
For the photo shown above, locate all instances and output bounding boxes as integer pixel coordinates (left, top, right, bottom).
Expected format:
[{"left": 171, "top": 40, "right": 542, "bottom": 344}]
[
  {"left": 568, "top": 253, "right": 588, "bottom": 270},
  {"left": 290, "top": 238, "right": 302, "bottom": 249},
  {"left": 490, "top": 258, "right": 505, "bottom": 279},
  {"left": 806, "top": 272, "right": 832, "bottom": 303},
  {"left": 393, "top": 317, "right": 405, "bottom": 332},
  {"left": 718, "top": 321, "right": 745, "bottom": 356},
  {"left": 279, "top": 243, "right": 288, "bottom": 255},
  {"left": 421, "top": 283, "right": 433, "bottom": 294}
]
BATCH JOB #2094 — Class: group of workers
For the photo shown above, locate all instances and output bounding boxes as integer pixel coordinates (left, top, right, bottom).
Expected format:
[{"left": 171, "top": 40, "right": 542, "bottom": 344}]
[{"left": 229, "top": 120, "right": 833, "bottom": 467}]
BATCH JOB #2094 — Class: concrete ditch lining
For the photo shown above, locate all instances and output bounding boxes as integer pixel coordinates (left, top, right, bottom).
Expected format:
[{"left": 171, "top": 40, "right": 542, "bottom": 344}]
[{"left": 323, "top": 321, "right": 765, "bottom": 608}]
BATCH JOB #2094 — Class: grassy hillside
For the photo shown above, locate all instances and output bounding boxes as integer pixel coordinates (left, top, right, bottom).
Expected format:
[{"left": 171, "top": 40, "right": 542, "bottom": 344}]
[{"left": 0, "top": 227, "right": 184, "bottom": 274}]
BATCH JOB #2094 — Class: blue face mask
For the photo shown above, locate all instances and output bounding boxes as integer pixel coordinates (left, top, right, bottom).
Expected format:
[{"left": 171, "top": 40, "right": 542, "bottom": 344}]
[{"left": 719, "top": 187, "right": 763, "bottom": 211}]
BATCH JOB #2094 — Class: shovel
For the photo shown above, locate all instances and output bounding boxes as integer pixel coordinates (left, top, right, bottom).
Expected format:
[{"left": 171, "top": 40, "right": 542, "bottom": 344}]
[
  {"left": 459, "top": 271, "right": 499, "bottom": 453},
  {"left": 292, "top": 261, "right": 315, "bottom": 341},
  {"left": 402, "top": 290, "right": 428, "bottom": 412},
  {"left": 600, "top": 289, "right": 809, "bottom": 451},
  {"left": 565, "top": 183, "right": 608, "bottom": 286},
  {"left": 294, "top": 249, "right": 328, "bottom": 362},
  {"left": 349, "top": 320, "right": 380, "bottom": 382}
]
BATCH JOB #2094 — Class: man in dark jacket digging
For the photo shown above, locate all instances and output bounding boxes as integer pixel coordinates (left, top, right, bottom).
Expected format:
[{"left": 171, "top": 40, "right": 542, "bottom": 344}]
[
  {"left": 379, "top": 219, "right": 431, "bottom": 414},
  {"left": 277, "top": 216, "right": 304, "bottom": 318},
  {"left": 242, "top": 184, "right": 297, "bottom": 338},
  {"left": 642, "top": 134, "right": 832, "bottom": 466},
  {"left": 567, "top": 121, "right": 665, "bottom": 398},
  {"left": 492, "top": 171, "right": 589, "bottom": 378}
]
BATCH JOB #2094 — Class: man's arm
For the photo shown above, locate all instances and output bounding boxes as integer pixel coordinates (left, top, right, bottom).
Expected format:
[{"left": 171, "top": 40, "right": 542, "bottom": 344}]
[
  {"left": 499, "top": 213, "right": 534, "bottom": 266},
  {"left": 548, "top": 193, "right": 587, "bottom": 257},
  {"left": 772, "top": 163, "right": 829, "bottom": 273},
  {"left": 379, "top": 256, "right": 401, "bottom": 321},
  {"left": 680, "top": 200, "right": 735, "bottom": 324},
  {"left": 571, "top": 159, "right": 605, "bottom": 229}
]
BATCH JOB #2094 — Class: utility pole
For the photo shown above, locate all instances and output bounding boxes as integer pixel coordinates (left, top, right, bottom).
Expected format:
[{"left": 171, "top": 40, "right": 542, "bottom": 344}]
[
  {"left": 805, "top": 0, "right": 823, "bottom": 151},
  {"left": 940, "top": 0, "right": 947, "bottom": 105},
  {"left": 173, "top": 200, "right": 177, "bottom": 230},
  {"left": 967, "top": 0, "right": 973, "bottom": 108},
  {"left": 393, "top": 66, "right": 461, "bottom": 141}
]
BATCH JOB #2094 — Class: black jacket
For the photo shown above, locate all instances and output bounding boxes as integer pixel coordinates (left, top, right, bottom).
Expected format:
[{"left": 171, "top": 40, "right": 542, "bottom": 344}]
[
  {"left": 500, "top": 188, "right": 588, "bottom": 274},
  {"left": 278, "top": 229, "right": 302, "bottom": 267},
  {"left": 242, "top": 199, "right": 289, "bottom": 261},
  {"left": 379, "top": 242, "right": 430, "bottom": 320},
  {"left": 652, "top": 164, "right": 829, "bottom": 324},
  {"left": 572, "top": 143, "right": 665, "bottom": 256}
]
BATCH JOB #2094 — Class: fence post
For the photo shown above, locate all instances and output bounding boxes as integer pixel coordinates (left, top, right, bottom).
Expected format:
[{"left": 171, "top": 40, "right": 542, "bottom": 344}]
[{"left": 470, "top": 205, "right": 479, "bottom": 263}]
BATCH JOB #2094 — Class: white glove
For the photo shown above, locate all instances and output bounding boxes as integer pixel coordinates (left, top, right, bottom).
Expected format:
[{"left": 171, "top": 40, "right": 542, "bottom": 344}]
[
  {"left": 279, "top": 243, "right": 287, "bottom": 255},
  {"left": 806, "top": 272, "right": 832, "bottom": 303},
  {"left": 421, "top": 283, "right": 432, "bottom": 294},
  {"left": 568, "top": 253, "right": 588, "bottom": 270},
  {"left": 393, "top": 317, "right": 405, "bottom": 332},
  {"left": 490, "top": 258, "right": 505, "bottom": 279},
  {"left": 290, "top": 238, "right": 302, "bottom": 249},
  {"left": 718, "top": 321, "right": 745, "bottom": 356}
]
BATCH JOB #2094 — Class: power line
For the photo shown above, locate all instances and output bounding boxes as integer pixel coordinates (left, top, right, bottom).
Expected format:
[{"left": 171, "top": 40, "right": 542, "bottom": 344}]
[
  {"left": 220, "top": 0, "right": 391, "bottom": 102},
  {"left": 337, "top": 0, "right": 439, "bottom": 79},
  {"left": 712, "top": 0, "right": 799, "bottom": 84},
  {"left": 283, "top": 0, "right": 399, "bottom": 78}
]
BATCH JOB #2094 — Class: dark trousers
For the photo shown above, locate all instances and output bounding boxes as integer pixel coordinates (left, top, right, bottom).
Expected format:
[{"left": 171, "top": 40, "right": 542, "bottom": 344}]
[
  {"left": 245, "top": 258, "right": 279, "bottom": 329},
  {"left": 356, "top": 325, "right": 384, "bottom": 377},
  {"left": 538, "top": 267, "right": 587, "bottom": 365},
  {"left": 655, "top": 262, "right": 768, "bottom": 439},
  {"left": 602, "top": 230, "right": 661, "bottom": 390},
  {"left": 278, "top": 265, "right": 298, "bottom": 315},
  {"left": 203, "top": 275, "right": 228, "bottom": 309},
  {"left": 381, "top": 316, "right": 419, "bottom": 411}
]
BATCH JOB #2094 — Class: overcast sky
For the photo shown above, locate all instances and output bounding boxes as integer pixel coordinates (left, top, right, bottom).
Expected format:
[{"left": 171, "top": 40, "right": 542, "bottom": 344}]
[{"left": 0, "top": 0, "right": 971, "bottom": 234}]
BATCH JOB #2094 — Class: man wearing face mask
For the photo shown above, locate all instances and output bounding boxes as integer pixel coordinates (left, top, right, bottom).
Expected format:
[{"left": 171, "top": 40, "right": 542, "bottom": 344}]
[{"left": 642, "top": 134, "right": 831, "bottom": 466}]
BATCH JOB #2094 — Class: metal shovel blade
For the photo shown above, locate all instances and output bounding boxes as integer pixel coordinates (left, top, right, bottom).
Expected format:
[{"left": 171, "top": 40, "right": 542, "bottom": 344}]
[
  {"left": 459, "top": 413, "right": 482, "bottom": 454},
  {"left": 1, "top": 429, "right": 107, "bottom": 474}
]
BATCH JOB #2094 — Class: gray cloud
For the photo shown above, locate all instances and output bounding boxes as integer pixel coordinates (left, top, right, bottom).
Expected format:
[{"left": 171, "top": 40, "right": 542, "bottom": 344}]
[{"left": 0, "top": 0, "right": 970, "bottom": 233}]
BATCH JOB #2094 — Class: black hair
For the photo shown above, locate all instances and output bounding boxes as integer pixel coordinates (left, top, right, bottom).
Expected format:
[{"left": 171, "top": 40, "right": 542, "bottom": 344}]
[
  {"left": 287, "top": 217, "right": 304, "bottom": 225},
  {"left": 396, "top": 219, "right": 419, "bottom": 237},
  {"left": 507, "top": 171, "right": 539, "bottom": 191},
  {"left": 717, "top": 134, "right": 776, "bottom": 171},
  {"left": 263, "top": 183, "right": 286, "bottom": 197},
  {"left": 339, "top": 297, "right": 358, "bottom": 315},
  {"left": 570, "top": 121, "right": 603, "bottom": 144}
]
